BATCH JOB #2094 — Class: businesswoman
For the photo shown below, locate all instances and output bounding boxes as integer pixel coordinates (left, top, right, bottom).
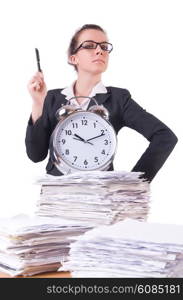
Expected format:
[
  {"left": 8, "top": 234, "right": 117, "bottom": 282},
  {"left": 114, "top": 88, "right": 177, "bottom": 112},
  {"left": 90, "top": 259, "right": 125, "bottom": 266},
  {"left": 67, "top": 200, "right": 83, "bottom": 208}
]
[{"left": 25, "top": 24, "right": 178, "bottom": 182}]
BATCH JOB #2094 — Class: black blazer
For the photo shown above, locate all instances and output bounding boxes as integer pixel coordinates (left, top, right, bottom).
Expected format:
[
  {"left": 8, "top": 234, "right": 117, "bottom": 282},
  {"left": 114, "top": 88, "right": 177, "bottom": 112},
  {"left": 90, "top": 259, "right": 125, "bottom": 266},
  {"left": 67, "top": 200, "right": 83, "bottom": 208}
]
[{"left": 25, "top": 87, "right": 178, "bottom": 182}]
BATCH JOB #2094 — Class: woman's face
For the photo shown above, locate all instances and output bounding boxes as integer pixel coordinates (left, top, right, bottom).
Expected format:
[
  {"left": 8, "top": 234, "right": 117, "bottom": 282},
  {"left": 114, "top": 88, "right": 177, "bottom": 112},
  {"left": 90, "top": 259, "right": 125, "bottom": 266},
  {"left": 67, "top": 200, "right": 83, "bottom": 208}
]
[{"left": 70, "top": 29, "right": 110, "bottom": 75}]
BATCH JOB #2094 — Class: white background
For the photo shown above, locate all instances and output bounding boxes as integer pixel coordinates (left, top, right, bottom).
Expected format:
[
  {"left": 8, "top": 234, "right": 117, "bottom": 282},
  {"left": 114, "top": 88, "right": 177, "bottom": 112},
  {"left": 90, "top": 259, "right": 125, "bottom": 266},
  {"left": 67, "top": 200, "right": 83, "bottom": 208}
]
[{"left": 0, "top": 0, "right": 182, "bottom": 224}]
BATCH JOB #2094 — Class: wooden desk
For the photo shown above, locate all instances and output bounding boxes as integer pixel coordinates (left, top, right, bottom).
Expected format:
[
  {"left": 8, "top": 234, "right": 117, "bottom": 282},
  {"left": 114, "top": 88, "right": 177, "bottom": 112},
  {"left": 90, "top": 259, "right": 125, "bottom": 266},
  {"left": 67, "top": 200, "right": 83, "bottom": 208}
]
[{"left": 0, "top": 271, "right": 71, "bottom": 278}]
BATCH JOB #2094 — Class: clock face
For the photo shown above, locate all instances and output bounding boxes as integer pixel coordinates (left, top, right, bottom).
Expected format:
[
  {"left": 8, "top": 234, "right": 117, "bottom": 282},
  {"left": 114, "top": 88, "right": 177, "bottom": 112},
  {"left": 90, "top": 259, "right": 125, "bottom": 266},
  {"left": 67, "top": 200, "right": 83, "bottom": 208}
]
[{"left": 53, "top": 111, "right": 117, "bottom": 171}]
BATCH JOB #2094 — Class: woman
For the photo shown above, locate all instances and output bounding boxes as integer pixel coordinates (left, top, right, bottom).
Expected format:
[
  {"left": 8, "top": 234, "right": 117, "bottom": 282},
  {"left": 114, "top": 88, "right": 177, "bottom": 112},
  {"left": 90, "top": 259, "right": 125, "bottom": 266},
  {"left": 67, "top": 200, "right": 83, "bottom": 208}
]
[{"left": 25, "top": 24, "right": 178, "bottom": 182}]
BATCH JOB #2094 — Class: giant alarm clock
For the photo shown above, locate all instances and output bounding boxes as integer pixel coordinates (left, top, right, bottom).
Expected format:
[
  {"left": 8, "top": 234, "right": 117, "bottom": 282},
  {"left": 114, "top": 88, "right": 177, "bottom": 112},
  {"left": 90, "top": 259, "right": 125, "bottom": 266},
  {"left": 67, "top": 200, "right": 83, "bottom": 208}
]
[{"left": 49, "top": 97, "right": 117, "bottom": 174}]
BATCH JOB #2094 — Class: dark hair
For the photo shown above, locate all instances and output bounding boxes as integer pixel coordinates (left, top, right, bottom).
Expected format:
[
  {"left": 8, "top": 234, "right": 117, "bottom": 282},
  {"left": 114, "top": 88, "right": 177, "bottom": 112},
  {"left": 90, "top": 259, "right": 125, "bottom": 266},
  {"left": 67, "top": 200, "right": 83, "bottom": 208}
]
[{"left": 68, "top": 24, "right": 106, "bottom": 71}]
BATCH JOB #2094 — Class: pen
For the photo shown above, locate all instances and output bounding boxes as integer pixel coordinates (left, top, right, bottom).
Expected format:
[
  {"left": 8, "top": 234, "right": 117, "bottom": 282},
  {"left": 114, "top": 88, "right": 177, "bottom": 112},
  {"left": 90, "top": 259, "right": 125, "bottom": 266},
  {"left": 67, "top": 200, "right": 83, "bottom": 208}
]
[{"left": 35, "top": 48, "right": 42, "bottom": 72}]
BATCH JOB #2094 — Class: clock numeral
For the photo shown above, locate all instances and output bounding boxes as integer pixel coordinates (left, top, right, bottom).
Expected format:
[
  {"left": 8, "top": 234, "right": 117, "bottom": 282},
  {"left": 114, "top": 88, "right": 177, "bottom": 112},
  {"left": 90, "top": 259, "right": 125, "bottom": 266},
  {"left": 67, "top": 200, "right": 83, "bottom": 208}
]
[
  {"left": 101, "top": 129, "right": 105, "bottom": 134},
  {"left": 94, "top": 157, "right": 99, "bottom": 162},
  {"left": 104, "top": 139, "right": 108, "bottom": 145},
  {"left": 73, "top": 156, "right": 77, "bottom": 162},
  {"left": 84, "top": 159, "right": 88, "bottom": 165},
  {"left": 65, "top": 149, "right": 70, "bottom": 155},
  {"left": 93, "top": 122, "right": 97, "bottom": 128},
  {"left": 101, "top": 149, "right": 105, "bottom": 155},
  {"left": 65, "top": 130, "right": 72, "bottom": 135},
  {"left": 72, "top": 123, "right": 78, "bottom": 128},
  {"left": 81, "top": 120, "right": 88, "bottom": 126},
  {"left": 61, "top": 139, "right": 66, "bottom": 144}
]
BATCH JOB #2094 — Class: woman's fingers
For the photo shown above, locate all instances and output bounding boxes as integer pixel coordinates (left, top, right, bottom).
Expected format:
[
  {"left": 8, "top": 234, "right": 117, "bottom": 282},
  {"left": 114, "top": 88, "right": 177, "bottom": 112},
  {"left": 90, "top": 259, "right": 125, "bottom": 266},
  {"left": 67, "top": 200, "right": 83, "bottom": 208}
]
[
  {"left": 29, "top": 72, "right": 44, "bottom": 84},
  {"left": 28, "top": 80, "right": 41, "bottom": 90},
  {"left": 30, "top": 76, "right": 43, "bottom": 85},
  {"left": 31, "top": 82, "right": 40, "bottom": 90},
  {"left": 28, "top": 72, "right": 45, "bottom": 91},
  {"left": 27, "top": 72, "right": 47, "bottom": 104}
]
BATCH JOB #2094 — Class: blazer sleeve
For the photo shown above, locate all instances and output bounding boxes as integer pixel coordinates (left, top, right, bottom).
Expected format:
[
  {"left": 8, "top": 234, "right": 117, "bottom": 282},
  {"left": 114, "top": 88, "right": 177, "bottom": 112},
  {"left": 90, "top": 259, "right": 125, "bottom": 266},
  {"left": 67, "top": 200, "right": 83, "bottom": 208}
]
[
  {"left": 120, "top": 90, "right": 178, "bottom": 182},
  {"left": 25, "top": 91, "right": 52, "bottom": 163}
]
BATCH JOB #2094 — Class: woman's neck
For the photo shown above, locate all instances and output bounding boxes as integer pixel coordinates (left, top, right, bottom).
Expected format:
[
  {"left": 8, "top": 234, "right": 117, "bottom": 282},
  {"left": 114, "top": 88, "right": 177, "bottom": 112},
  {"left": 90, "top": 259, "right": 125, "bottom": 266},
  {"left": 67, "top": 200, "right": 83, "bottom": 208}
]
[{"left": 74, "top": 72, "right": 102, "bottom": 97}]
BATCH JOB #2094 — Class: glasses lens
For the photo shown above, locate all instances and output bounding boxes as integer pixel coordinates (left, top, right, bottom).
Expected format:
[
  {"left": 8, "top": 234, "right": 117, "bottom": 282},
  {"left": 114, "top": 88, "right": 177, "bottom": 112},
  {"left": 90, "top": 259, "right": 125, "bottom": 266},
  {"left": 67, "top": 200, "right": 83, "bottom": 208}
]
[
  {"left": 79, "top": 41, "right": 113, "bottom": 53},
  {"left": 101, "top": 43, "right": 113, "bottom": 52},
  {"left": 82, "top": 41, "right": 96, "bottom": 49}
]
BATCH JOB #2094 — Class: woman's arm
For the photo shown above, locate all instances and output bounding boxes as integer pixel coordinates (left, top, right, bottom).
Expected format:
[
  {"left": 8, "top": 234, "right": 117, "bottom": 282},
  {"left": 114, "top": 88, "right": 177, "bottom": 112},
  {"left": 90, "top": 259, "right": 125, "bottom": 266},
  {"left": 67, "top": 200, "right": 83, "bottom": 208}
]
[
  {"left": 27, "top": 71, "right": 47, "bottom": 123},
  {"left": 121, "top": 91, "right": 178, "bottom": 182},
  {"left": 25, "top": 94, "right": 51, "bottom": 162},
  {"left": 25, "top": 72, "right": 51, "bottom": 162}
]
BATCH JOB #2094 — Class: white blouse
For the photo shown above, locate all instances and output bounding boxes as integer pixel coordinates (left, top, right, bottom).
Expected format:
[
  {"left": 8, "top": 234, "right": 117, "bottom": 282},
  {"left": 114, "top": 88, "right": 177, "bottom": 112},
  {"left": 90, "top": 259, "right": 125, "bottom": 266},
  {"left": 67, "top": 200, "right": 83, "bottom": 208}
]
[{"left": 61, "top": 81, "right": 107, "bottom": 110}]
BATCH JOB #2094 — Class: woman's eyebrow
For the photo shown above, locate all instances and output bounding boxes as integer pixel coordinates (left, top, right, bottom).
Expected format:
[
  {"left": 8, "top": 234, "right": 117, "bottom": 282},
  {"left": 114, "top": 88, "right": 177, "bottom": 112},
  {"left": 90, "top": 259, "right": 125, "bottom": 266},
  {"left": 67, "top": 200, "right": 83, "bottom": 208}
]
[{"left": 80, "top": 40, "right": 109, "bottom": 43}]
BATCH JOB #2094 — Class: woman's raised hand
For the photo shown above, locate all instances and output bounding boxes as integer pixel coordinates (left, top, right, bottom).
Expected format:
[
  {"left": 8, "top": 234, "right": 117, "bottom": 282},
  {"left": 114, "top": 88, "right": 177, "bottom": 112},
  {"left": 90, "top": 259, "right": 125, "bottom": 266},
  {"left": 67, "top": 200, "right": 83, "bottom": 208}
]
[
  {"left": 27, "top": 72, "right": 47, "bottom": 123},
  {"left": 27, "top": 71, "right": 47, "bottom": 104}
]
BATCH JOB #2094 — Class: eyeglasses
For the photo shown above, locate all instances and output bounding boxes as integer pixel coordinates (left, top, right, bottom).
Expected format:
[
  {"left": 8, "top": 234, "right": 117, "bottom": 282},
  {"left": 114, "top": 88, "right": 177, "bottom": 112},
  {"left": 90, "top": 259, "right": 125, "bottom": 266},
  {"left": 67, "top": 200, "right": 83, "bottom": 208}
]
[{"left": 73, "top": 40, "right": 113, "bottom": 54}]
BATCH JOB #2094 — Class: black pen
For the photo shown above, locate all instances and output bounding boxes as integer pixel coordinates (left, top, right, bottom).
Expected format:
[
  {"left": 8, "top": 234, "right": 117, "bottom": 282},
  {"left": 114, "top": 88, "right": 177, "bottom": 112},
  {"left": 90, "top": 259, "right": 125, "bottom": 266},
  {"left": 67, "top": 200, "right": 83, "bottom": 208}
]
[{"left": 35, "top": 48, "right": 42, "bottom": 72}]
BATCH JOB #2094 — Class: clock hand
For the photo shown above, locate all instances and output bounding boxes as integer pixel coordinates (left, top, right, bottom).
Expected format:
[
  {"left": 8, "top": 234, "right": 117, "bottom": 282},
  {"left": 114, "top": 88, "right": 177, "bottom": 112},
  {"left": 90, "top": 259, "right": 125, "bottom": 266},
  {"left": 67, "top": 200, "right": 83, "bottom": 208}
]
[
  {"left": 73, "top": 137, "right": 93, "bottom": 145},
  {"left": 74, "top": 133, "right": 86, "bottom": 142},
  {"left": 73, "top": 134, "right": 93, "bottom": 145},
  {"left": 86, "top": 133, "right": 105, "bottom": 142}
]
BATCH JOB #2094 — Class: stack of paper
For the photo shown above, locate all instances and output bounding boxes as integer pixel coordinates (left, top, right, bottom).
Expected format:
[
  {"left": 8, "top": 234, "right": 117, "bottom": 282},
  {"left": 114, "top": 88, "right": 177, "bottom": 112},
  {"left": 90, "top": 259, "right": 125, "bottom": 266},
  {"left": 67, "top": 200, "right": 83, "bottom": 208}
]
[
  {"left": 59, "top": 219, "right": 183, "bottom": 277},
  {"left": 0, "top": 214, "right": 91, "bottom": 276},
  {"left": 36, "top": 171, "right": 150, "bottom": 226}
]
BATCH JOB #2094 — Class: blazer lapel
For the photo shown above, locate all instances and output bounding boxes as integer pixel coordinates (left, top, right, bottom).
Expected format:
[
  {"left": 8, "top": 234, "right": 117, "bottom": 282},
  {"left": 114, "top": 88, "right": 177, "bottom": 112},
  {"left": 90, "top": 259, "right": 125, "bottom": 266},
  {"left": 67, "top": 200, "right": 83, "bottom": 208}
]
[
  {"left": 60, "top": 87, "right": 111, "bottom": 108},
  {"left": 59, "top": 91, "right": 69, "bottom": 105},
  {"left": 88, "top": 87, "right": 111, "bottom": 109}
]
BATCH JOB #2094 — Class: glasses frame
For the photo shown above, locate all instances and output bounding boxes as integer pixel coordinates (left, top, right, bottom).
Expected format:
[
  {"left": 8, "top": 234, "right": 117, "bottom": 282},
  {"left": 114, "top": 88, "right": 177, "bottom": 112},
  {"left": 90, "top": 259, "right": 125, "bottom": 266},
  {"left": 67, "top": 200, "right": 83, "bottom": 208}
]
[{"left": 73, "top": 40, "right": 113, "bottom": 54}]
